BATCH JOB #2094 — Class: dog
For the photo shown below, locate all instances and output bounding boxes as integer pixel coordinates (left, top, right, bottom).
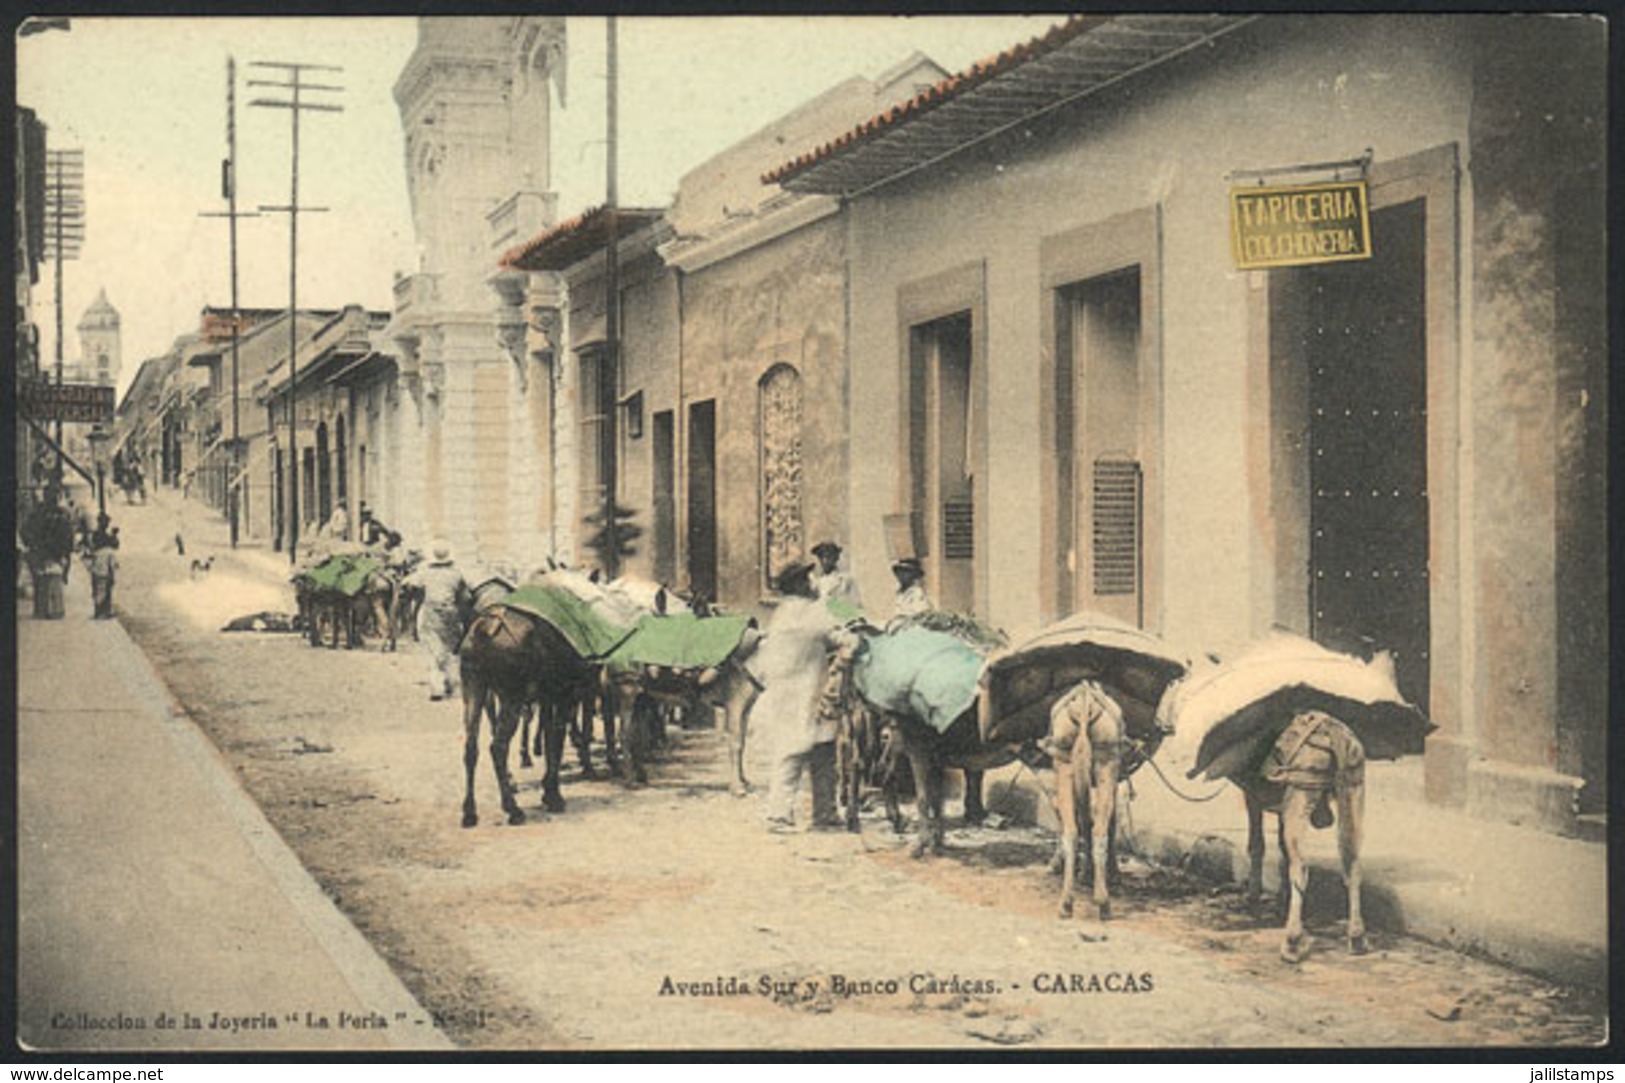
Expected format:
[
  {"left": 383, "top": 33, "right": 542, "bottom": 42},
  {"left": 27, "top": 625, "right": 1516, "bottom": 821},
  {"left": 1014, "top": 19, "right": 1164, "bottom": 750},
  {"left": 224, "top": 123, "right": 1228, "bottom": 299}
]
[{"left": 189, "top": 556, "right": 214, "bottom": 579}]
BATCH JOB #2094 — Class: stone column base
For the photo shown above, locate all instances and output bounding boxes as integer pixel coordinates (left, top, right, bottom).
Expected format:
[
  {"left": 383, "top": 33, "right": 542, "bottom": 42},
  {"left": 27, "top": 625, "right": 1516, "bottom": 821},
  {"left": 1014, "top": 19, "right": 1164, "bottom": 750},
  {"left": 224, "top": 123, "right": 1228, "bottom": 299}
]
[
  {"left": 1465, "top": 759, "right": 1583, "bottom": 837},
  {"left": 1423, "top": 732, "right": 1474, "bottom": 807}
]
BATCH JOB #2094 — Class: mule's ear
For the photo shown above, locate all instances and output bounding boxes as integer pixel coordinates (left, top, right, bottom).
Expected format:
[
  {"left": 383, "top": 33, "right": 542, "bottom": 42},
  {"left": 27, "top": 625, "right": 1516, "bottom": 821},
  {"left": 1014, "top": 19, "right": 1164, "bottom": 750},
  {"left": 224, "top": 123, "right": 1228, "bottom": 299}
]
[{"left": 1371, "top": 649, "right": 1398, "bottom": 682}]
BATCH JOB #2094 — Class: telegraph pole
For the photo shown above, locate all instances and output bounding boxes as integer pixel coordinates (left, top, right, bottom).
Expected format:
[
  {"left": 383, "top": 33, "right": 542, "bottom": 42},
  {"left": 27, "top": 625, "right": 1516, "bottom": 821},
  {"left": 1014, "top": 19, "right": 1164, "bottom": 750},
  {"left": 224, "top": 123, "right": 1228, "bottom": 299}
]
[
  {"left": 601, "top": 16, "right": 621, "bottom": 578},
  {"left": 200, "top": 57, "right": 259, "bottom": 548},
  {"left": 43, "top": 147, "right": 84, "bottom": 479},
  {"left": 249, "top": 59, "right": 342, "bottom": 562}
]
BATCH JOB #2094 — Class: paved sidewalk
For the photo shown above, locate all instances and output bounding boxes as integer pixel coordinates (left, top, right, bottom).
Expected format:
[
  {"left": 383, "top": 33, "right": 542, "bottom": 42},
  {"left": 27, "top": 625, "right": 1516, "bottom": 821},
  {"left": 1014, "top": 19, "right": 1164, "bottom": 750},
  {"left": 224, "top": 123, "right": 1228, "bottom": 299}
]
[{"left": 15, "top": 558, "right": 454, "bottom": 1053}]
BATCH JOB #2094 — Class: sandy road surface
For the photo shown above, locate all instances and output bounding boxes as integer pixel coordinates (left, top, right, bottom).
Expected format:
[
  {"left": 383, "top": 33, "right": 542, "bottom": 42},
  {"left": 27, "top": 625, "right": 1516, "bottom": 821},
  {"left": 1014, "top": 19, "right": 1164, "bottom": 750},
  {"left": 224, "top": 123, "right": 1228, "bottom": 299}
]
[{"left": 102, "top": 499, "right": 1607, "bottom": 1051}]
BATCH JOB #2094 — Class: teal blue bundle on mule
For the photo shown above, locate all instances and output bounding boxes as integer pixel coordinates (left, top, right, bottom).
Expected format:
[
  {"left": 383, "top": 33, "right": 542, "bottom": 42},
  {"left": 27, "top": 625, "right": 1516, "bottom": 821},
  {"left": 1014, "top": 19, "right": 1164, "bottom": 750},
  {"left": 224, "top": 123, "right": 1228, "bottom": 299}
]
[{"left": 853, "top": 625, "right": 988, "bottom": 734}]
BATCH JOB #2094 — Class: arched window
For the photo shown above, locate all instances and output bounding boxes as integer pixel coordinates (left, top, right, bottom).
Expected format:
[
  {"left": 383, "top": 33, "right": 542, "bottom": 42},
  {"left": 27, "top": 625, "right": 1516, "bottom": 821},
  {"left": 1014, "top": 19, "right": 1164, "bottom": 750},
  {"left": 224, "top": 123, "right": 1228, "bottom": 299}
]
[{"left": 758, "top": 363, "right": 804, "bottom": 590}]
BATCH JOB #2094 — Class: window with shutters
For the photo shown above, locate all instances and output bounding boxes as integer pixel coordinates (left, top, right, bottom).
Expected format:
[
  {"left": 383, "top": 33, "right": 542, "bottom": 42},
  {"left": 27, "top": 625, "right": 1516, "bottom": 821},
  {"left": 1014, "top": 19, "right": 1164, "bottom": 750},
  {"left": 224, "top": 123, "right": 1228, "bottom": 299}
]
[{"left": 1092, "top": 457, "right": 1141, "bottom": 596}]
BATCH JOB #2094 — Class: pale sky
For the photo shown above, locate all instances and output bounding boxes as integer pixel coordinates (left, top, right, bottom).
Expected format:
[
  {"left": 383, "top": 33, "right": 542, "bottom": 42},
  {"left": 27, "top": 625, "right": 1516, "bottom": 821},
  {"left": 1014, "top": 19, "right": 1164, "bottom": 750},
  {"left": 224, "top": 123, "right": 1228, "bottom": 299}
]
[{"left": 17, "top": 14, "right": 1068, "bottom": 396}]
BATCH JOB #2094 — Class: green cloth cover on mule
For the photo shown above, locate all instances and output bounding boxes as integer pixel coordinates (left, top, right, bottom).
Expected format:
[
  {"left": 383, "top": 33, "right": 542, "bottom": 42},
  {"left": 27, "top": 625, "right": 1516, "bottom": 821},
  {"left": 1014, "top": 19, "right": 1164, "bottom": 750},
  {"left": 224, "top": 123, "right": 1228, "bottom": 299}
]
[
  {"left": 853, "top": 625, "right": 987, "bottom": 734},
  {"left": 825, "top": 596, "right": 864, "bottom": 625},
  {"left": 499, "top": 582, "right": 640, "bottom": 659},
  {"left": 605, "top": 612, "right": 754, "bottom": 673},
  {"left": 303, "top": 554, "right": 383, "bottom": 598}
]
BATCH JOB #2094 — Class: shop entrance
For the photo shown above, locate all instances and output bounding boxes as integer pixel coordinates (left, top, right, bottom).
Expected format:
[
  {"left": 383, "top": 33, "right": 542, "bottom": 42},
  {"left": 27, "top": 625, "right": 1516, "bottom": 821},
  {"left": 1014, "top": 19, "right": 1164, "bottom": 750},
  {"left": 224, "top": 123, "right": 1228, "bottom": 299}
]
[{"left": 1286, "top": 199, "right": 1431, "bottom": 713}]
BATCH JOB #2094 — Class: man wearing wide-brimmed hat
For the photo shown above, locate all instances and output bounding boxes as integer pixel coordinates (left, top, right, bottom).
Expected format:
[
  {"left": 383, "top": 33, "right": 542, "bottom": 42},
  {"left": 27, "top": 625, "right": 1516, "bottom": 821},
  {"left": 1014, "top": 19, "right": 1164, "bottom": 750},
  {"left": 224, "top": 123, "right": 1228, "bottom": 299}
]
[
  {"left": 890, "top": 557, "right": 932, "bottom": 623},
  {"left": 752, "top": 556, "right": 842, "bottom": 832},
  {"left": 410, "top": 540, "right": 472, "bottom": 701},
  {"left": 811, "top": 540, "right": 862, "bottom": 608}
]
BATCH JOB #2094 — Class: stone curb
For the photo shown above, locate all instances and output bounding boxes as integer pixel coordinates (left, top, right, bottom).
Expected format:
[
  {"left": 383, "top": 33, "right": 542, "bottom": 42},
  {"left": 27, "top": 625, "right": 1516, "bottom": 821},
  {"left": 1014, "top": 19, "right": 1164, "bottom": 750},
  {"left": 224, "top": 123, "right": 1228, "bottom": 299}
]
[
  {"left": 103, "top": 607, "right": 458, "bottom": 1051},
  {"left": 1128, "top": 819, "right": 1608, "bottom": 994}
]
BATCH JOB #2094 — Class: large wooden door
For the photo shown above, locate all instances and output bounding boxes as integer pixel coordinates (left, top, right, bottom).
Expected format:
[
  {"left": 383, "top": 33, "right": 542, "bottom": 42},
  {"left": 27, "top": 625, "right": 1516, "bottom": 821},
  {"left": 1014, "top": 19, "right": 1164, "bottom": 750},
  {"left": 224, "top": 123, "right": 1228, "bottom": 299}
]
[{"left": 1305, "top": 199, "right": 1430, "bottom": 711}]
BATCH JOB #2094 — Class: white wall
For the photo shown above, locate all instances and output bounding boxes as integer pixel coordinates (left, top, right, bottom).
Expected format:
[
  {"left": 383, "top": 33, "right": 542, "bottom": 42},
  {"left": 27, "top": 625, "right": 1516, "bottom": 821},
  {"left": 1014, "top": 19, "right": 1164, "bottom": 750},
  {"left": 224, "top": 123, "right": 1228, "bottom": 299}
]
[{"left": 845, "top": 15, "right": 1474, "bottom": 651}]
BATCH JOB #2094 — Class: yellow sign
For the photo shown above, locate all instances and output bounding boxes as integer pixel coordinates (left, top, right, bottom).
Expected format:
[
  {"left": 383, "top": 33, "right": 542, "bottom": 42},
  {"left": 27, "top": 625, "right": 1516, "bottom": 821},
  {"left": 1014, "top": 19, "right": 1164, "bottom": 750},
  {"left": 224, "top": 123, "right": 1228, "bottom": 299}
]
[{"left": 1230, "top": 180, "right": 1371, "bottom": 270}]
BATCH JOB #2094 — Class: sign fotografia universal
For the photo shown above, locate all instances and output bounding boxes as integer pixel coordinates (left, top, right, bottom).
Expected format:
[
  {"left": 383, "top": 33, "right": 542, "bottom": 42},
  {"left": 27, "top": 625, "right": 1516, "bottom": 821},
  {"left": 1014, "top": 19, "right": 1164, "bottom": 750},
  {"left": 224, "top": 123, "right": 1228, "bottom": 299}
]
[
  {"left": 22, "top": 381, "right": 115, "bottom": 423},
  {"left": 1230, "top": 179, "right": 1372, "bottom": 270}
]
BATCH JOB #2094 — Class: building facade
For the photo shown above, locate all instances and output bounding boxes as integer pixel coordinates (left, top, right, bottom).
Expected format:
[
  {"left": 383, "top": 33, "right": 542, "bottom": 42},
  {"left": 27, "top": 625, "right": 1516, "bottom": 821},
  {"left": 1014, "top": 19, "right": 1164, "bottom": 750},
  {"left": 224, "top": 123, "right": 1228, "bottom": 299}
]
[
  {"left": 14, "top": 106, "right": 48, "bottom": 491},
  {"left": 386, "top": 15, "right": 565, "bottom": 566},
  {"left": 502, "top": 50, "right": 948, "bottom": 602},
  {"left": 767, "top": 14, "right": 1607, "bottom": 833}
]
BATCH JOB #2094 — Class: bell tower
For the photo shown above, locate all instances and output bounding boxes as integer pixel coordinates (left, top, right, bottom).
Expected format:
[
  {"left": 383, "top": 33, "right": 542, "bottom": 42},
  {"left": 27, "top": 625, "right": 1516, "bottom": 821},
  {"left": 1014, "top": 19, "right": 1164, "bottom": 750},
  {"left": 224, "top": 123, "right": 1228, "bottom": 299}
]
[{"left": 76, "top": 287, "right": 120, "bottom": 388}]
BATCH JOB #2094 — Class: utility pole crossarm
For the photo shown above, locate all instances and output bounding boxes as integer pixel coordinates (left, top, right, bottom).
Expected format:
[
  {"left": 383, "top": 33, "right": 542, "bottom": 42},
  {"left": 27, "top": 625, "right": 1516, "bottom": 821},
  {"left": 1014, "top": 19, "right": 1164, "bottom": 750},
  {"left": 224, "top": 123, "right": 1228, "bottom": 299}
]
[{"left": 249, "top": 101, "right": 345, "bottom": 113}]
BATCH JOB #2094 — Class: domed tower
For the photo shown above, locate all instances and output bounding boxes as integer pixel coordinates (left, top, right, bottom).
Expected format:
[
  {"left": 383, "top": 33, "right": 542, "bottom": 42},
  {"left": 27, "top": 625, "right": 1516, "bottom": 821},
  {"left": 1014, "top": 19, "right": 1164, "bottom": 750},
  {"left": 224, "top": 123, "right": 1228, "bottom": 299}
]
[{"left": 77, "top": 288, "right": 121, "bottom": 388}]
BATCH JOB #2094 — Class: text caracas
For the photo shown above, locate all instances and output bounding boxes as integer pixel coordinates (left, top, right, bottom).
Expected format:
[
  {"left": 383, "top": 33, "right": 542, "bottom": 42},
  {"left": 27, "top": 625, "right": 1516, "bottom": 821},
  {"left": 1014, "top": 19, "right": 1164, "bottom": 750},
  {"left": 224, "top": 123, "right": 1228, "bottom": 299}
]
[{"left": 1032, "top": 971, "right": 1154, "bottom": 994}]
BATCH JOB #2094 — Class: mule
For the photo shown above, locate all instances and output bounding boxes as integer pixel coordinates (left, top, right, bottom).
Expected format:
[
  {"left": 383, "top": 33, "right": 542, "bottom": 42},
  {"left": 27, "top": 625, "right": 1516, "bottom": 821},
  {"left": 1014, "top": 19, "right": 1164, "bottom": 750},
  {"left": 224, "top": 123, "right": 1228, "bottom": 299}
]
[
  {"left": 600, "top": 627, "right": 762, "bottom": 792},
  {"left": 871, "top": 707, "right": 1004, "bottom": 858},
  {"left": 456, "top": 605, "right": 597, "bottom": 827},
  {"left": 1045, "top": 680, "right": 1126, "bottom": 922},
  {"left": 836, "top": 700, "right": 906, "bottom": 833},
  {"left": 1238, "top": 709, "right": 1368, "bottom": 963}
]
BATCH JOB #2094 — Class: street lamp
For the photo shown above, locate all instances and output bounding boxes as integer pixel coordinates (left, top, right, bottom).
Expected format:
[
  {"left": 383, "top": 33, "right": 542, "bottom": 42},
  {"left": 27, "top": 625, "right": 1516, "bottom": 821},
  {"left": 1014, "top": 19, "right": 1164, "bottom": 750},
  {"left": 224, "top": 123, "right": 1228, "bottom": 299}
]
[{"left": 87, "top": 423, "right": 112, "bottom": 517}]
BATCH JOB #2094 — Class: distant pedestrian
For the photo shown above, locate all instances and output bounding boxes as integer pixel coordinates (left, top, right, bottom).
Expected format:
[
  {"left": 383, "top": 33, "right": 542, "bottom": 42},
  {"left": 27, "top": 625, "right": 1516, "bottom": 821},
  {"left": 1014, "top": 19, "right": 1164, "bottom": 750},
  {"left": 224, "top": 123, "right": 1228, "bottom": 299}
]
[
  {"left": 811, "top": 540, "right": 862, "bottom": 610},
  {"left": 409, "top": 541, "right": 472, "bottom": 701},
  {"left": 90, "top": 526, "right": 119, "bottom": 620},
  {"left": 23, "top": 488, "right": 73, "bottom": 619},
  {"left": 322, "top": 499, "right": 350, "bottom": 542}
]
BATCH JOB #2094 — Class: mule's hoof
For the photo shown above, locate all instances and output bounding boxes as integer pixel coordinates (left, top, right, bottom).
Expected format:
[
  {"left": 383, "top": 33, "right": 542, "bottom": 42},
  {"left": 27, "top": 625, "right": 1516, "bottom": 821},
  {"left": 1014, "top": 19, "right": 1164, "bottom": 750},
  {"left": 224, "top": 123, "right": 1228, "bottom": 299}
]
[
  {"left": 909, "top": 838, "right": 931, "bottom": 860},
  {"left": 542, "top": 793, "right": 566, "bottom": 814},
  {"left": 963, "top": 808, "right": 987, "bottom": 827},
  {"left": 1058, "top": 898, "right": 1074, "bottom": 920},
  {"left": 461, "top": 812, "right": 478, "bottom": 829},
  {"left": 1280, "top": 936, "right": 1308, "bottom": 964},
  {"left": 1349, "top": 932, "right": 1370, "bottom": 956},
  {"left": 1097, "top": 900, "right": 1112, "bottom": 922},
  {"left": 507, "top": 808, "right": 527, "bottom": 826}
]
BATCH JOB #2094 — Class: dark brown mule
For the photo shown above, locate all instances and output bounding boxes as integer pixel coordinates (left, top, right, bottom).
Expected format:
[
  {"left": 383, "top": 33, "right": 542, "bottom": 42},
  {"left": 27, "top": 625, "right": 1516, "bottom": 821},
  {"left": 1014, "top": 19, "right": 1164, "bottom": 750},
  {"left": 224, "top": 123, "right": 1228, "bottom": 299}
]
[
  {"left": 457, "top": 606, "right": 596, "bottom": 828},
  {"left": 873, "top": 707, "right": 1003, "bottom": 859}
]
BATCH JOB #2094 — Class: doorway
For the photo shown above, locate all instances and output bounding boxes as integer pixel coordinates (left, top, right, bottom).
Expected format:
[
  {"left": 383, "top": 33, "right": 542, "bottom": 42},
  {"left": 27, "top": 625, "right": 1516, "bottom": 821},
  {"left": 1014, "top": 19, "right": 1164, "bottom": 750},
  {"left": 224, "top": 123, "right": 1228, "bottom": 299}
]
[
  {"left": 687, "top": 399, "right": 718, "bottom": 603},
  {"left": 907, "top": 312, "right": 974, "bottom": 613},
  {"left": 1057, "top": 268, "right": 1145, "bottom": 627},
  {"left": 315, "top": 421, "right": 331, "bottom": 528},
  {"left": 652, "top": 410, "right": 675, "bottom": 586},
  {"left": 1286, "top": 199, "right": 1431, "bottom": 711}
]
